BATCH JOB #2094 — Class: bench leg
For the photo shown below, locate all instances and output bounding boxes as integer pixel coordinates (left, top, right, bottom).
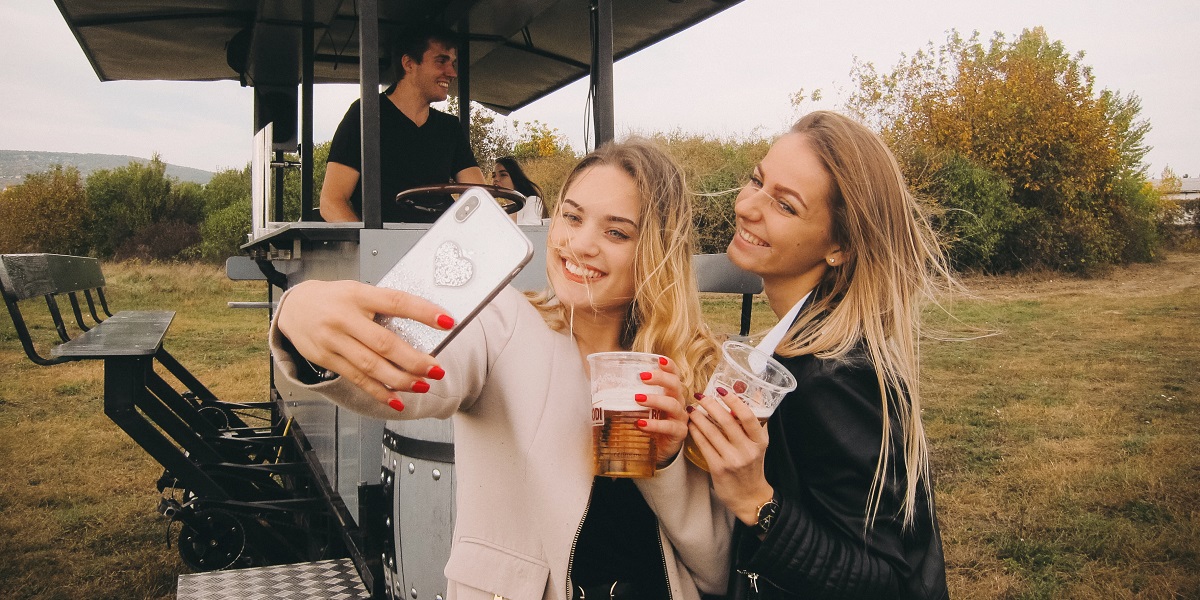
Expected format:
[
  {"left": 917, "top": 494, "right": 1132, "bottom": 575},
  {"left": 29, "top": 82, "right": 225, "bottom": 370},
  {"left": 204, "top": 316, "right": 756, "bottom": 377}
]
[
  {"left": 137, "top": 373, "right": 228, "bottom": 464},
  {"left": 740, "top": 293, "right": 753, "bottom": 337},
  {"left": 103, "top": 356, "right": 231, "bottom": 501},
  {"left": 157, "top": 348, "right": 256, "bottom": 430}
]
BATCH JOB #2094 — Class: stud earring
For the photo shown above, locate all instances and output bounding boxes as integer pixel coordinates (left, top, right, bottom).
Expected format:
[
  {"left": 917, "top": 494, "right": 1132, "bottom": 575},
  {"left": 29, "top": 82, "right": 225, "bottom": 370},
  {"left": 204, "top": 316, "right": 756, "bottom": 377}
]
[{"left": 827, "top": 257, "right": 836, "bottom": 265}]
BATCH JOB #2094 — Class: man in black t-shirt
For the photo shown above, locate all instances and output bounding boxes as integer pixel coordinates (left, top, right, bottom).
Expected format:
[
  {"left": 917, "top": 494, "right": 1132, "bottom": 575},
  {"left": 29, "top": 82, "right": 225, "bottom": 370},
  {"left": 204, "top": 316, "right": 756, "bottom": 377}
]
[{"left": 320, "top": 24, "right": 484, "bottom": 223}]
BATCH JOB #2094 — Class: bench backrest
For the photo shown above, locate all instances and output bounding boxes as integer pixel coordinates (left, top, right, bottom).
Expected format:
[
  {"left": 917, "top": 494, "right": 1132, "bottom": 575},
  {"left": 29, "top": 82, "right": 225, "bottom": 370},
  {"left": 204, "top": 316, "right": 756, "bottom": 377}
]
[
  {"left": 0, "top": 253, "right": 113, "bottom": 365},
  {"left": 693, "top": 253, "right": 762, "bottom": 295},
  {"left": 0, "top": 253, "right": 107, "bottom": 298},
  {"left": 693, "top": 253, "right": 762, "bottom": 337}
]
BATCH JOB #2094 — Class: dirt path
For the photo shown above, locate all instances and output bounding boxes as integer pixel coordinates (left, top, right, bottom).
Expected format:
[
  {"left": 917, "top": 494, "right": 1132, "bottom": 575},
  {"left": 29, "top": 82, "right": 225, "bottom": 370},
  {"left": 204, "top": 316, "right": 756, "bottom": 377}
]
[{"left": 961, "top": 251, "right": 1200, "bottom": 301}]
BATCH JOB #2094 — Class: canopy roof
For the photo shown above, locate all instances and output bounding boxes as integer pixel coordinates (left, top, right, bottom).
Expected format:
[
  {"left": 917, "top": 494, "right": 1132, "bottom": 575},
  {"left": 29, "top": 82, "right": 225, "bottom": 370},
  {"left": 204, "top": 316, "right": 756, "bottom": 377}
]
[{"left": 55, "top": 0, "right": 744, "bottom": 113}]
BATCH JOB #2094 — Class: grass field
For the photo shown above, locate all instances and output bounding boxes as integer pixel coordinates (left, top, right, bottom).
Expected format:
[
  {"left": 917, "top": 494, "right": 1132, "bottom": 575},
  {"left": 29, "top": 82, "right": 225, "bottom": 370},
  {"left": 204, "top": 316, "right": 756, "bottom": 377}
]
[{"left": 1, "top": 254, "right": 1198, "bottom": 599}]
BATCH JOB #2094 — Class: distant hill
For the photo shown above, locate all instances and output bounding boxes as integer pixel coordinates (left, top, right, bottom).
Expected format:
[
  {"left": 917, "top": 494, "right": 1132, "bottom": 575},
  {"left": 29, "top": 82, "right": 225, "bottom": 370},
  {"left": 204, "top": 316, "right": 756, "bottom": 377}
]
[{"left": 0, "top": 150, "right": 215, "bottom": 190}]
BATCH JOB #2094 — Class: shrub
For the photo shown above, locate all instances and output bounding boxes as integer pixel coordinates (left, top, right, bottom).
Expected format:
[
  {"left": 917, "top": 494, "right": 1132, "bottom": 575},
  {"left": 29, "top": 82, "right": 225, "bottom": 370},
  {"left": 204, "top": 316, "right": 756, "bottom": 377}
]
[
  {"left": 115, "top": 220, "right": 202, "bottom": 261},
  {"left": 85, "top": 155, "right": 204, "bottom": 258},
  {"left": 850, "top": 28, "right": 1160, "bottom": 272},
  {"left": 0, "top": 165, "right": 90, "bottom": 255},
  {"left": 918, "top": 150, "right": 1023, "bottom": 272},
  {"left": 195, "top": 201, "right": 252, "bottom": 263}
]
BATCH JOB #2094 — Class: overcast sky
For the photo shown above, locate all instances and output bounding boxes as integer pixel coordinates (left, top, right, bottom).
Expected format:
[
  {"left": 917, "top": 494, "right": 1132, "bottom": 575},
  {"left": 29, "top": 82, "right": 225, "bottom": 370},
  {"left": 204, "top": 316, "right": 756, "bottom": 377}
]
[{"left": 2, "top": 0, "right": 1196, "bottom": 178}]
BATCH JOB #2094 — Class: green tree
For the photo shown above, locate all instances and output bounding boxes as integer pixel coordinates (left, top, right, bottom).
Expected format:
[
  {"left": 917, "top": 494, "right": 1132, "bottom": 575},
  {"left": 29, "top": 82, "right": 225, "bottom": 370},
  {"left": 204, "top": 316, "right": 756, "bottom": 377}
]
[
  {"left": 85, "top": 155, "right": 204, "bottom": 260},
  {"left": 444, "top": 96, "right": 513, "bottom": 173},
  {"left": 194, "top": 165, "right": 253, "bottom": 262},
  {"left": 849, "top": 28, "right": 1163, "bottom": 272},
  {"left": 280, "top": 140, "right": 330, "bottom": 221},
  {"left": 0, "top": 165, "right": 89, "bottom": 255},
  {"left": 919, "top": 150, "right": 1022, "bottom": 271}
]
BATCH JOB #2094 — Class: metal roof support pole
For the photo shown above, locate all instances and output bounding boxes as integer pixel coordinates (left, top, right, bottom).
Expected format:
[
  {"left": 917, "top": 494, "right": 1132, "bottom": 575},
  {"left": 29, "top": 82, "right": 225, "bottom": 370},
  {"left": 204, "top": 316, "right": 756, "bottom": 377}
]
[
  {"left": 458, "top": 15, "right": 472, "bottom": 145},
  {"left": 359, "top": 0, "right": 382, "bottom": 229},
  {"left": 592, "top": 0, "right": 615, "bottom": 147},
  {"left": 274, "top": 150, "right": 285, "bottom": 221},
  {"left": 301, "top": 0, "right": 315, "bottom": 220}
]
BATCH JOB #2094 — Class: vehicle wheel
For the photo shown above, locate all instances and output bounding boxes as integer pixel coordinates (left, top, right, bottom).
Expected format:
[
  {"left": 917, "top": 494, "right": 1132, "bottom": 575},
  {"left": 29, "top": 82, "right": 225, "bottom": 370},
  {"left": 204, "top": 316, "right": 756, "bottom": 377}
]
[{"left": 178, "top": 510, "right": 246, "bottom": 571}]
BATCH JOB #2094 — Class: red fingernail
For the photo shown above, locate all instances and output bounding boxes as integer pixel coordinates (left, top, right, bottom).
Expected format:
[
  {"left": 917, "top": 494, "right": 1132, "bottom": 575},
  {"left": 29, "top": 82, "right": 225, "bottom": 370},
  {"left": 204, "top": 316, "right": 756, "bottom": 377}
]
[
  {"left": 437, "top": 314, "right": 455, "bottom": 329},
  {"left": 659, "top": 356, "right": 668, "bottom": 366},
  {"left": 716, "top": 387, "right": 728, "bottom": 396},
  {"left": 686, "top": 405, "right": 695, "bottom": 414},
  {"left": 412, "top": 381, "right": 430, "bottom": 393},
  {"left": 636, "top": 419, "right": 648, "bottom": 428},
  {"left": 635, "top": 393, "right": 648, "bottom": 402},
  {"left": 693, "top": 392, "right": 704, "bottom": 401},
  {"left": 388, "top": 398, "right": 405, "bottom": 412},
  {"left": 640, "top": 371, "right": 652, "bottom": 381},
  {"left": 427, "top": 365, "right": 445, "bottom": 380}
]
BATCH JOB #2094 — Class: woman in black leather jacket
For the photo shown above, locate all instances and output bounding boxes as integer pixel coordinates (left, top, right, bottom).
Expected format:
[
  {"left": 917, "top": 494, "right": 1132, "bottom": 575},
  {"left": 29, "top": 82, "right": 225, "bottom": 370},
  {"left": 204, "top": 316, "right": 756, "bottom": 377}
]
[{"left": 687, "top": 111, "right": 952, "bottom": 599}]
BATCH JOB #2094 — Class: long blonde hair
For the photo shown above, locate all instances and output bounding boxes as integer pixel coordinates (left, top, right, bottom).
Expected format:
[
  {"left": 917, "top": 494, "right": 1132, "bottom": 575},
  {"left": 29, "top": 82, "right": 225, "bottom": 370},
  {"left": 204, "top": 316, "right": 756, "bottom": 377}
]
[
  {"left": 775, "top": 112, "right": 956, "bottom": 530},
  {"left": 530, "top": 138, "right": 718, "bottom": 394}
]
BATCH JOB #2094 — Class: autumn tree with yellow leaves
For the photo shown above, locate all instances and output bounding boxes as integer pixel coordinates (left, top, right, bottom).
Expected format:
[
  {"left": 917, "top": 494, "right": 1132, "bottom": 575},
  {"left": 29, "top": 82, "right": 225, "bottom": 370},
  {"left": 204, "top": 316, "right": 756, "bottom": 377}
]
[{"left": 848, "top": 28, "right": 1167, "bottom": 273}]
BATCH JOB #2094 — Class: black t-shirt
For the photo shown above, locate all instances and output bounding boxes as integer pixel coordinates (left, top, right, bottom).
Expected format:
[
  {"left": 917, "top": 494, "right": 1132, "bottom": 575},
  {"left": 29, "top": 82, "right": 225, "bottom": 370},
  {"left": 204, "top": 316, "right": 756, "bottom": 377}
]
[
  {"left": 570, "top": 477, "right": 670, "bottom": 597},
  {"left": 326, "top": 94, "right": 478, "bottom": 222}
]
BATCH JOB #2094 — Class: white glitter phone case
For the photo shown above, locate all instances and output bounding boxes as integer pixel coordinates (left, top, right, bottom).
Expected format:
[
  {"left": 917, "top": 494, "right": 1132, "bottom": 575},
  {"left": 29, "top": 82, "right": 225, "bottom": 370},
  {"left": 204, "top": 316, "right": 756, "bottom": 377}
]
[{"left": 375, "top": 187, "right": 534, "bottom": 355}]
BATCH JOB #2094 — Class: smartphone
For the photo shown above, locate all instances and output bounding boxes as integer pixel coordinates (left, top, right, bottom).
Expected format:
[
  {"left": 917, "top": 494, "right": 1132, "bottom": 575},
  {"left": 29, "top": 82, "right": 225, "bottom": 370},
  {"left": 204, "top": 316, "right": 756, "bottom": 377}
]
[{"left": 374, "top": 187, "right": 534, "bottom": 355}]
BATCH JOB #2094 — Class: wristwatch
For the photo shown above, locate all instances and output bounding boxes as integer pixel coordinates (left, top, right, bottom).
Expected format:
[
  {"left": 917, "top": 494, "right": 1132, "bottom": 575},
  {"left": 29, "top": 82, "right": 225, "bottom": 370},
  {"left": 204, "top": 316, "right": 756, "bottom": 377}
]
[{"left": 753, "top": 495, "right": 780, "bottom": 536}]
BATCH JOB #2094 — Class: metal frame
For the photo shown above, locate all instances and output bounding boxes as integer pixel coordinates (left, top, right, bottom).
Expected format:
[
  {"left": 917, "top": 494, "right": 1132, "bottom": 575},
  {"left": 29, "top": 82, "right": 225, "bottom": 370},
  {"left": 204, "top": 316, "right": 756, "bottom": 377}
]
[{"left": 0, "top": 253, "right": 340, "bottom": 572}]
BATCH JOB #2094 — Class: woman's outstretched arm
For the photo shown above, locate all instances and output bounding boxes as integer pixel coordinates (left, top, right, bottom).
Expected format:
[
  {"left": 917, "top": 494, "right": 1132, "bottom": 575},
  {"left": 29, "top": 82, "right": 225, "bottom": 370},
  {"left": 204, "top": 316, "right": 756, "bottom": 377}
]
[{"left": 275, "top": 279, "right": 450, "bottom": 403}]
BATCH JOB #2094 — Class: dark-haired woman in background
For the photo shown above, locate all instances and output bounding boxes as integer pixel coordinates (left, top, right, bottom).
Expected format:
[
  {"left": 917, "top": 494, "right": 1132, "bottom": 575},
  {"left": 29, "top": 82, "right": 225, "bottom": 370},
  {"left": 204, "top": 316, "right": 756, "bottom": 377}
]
[{"left": 493, "top": 155, "right": 548, "bottom": 225}]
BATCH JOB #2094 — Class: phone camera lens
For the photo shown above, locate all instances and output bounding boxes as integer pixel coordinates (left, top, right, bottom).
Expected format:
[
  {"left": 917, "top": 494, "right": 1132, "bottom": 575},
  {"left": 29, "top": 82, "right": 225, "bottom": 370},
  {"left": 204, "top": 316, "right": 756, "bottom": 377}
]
[{"left": 456, "top": 196, "right": 478, "bottom": 222}]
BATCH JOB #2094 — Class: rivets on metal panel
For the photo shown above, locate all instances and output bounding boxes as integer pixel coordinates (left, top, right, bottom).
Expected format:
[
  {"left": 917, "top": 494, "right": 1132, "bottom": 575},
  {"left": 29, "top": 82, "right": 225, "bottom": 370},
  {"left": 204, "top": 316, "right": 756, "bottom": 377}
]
[
  {"left": 385, "top": 517, "right": 391, "bottom": 528},
  {"left": 392, "top": 459, "right": 398, "bottom": 470},
  {"left": 372, "top": 249, "right": 379, "bottom": 256},
  {"left": 408, "top": 463, "right": 416, "bottom": 474},
  {"left": 432, "top": 469, "right": 442, "bottom": 481},
  {"left": 435, "top": 595, "right": 443, "bottom": 600},
  {"left": 410, "top": 587, "right": 417, "bottom": 598},
  {"left": 386, "top": 474, "right": 393, "bottom": 486}
]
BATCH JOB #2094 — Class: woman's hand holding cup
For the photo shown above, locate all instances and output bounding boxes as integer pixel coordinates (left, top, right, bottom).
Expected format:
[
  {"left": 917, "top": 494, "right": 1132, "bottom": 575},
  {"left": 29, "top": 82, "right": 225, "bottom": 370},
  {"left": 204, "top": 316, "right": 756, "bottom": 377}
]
[{"left": 634, "top": 356, "right": 689, "bottom": 467}]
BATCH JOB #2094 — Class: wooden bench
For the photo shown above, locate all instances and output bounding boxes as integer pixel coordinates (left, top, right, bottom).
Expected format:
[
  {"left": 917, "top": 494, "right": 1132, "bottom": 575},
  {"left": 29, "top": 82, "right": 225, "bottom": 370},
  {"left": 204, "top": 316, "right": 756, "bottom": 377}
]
[{"left": 0, "top": 253, "right": 342, "bottom": 574}]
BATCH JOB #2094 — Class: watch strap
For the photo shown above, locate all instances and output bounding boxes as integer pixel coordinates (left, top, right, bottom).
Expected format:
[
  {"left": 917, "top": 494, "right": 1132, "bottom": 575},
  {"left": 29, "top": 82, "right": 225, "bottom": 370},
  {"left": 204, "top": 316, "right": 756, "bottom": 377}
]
[{"left": 754, "top": 495, "right": 780, "bottom": 535}]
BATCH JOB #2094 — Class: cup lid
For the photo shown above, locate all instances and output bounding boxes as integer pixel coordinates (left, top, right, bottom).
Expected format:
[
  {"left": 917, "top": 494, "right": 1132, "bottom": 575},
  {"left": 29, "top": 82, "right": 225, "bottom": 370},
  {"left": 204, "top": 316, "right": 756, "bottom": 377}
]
[{"left": 721, "top": 340, "right": 798, "bottom": 394}]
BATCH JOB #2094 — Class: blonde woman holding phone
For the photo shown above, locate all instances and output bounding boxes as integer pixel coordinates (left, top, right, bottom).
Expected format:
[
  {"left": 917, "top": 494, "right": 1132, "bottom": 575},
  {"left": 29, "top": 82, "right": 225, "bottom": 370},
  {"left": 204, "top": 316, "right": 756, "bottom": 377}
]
[{"left": 271, "top": 139, "right": 726, "bottom": 600}]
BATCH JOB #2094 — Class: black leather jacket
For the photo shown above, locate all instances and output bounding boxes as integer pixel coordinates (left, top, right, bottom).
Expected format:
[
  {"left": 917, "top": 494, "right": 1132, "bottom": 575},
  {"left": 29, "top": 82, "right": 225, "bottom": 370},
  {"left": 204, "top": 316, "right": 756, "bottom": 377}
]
[{"left": 728, "top": 346, "right": 949, "bottom": 599}]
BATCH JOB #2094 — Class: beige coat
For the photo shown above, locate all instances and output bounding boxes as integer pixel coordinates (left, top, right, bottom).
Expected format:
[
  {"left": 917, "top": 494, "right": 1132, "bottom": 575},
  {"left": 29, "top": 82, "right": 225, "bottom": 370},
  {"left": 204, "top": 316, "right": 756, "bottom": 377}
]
[{"left": 271, "top": 286, "right": 733, "bottom": 600}]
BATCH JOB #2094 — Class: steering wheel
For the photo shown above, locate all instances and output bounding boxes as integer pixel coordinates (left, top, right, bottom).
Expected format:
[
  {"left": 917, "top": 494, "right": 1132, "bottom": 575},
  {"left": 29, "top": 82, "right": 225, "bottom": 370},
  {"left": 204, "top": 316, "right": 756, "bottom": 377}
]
[{"left": 394, "top": 184, "right": 527, "bottom": 216}]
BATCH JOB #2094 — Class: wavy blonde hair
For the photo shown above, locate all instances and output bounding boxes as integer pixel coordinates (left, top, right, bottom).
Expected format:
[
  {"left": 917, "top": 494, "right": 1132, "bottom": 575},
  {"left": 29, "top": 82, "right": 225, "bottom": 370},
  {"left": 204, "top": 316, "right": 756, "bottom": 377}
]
[
  {"left": 774, "top": 112, "right": 957, "bottom": 531},
  {"left": 529, "top": 138, "right": 718, "bottom": 394}
]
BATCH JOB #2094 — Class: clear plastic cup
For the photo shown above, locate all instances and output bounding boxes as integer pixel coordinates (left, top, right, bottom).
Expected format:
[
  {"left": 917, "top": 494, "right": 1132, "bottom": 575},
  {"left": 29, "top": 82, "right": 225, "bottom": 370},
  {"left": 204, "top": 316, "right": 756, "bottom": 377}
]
[
  {"left": 586, "top": 352, "right": 664, "bottom": 478},
  {"left": 684, "top": 341, "right": 797, "bottom": 471}
]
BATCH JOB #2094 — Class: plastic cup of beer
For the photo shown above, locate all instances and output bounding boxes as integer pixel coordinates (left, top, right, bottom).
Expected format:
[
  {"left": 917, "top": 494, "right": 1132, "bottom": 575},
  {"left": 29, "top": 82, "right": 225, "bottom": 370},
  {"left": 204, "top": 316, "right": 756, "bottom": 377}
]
[
  {"left": 586, "top": 351, "right": 664, "bottom": 478},
  {"left": 684, "top": 341, "right": 797, "bottom": 471}
]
